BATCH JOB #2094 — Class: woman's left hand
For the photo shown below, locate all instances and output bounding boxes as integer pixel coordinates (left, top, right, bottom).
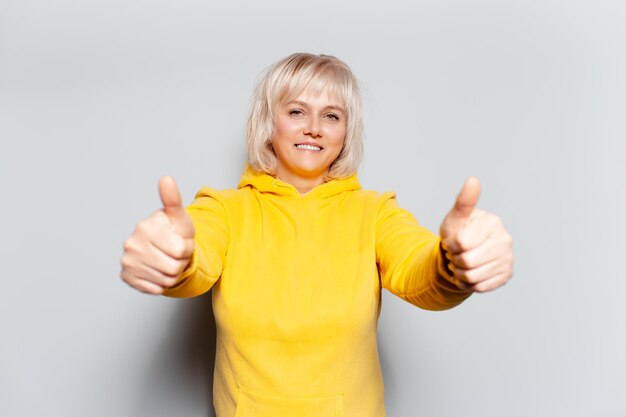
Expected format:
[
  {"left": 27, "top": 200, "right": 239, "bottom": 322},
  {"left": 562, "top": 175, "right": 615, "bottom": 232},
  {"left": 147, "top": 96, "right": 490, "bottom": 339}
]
[{"left": 439, "top": 177, "right": 514, "bottom": 293}]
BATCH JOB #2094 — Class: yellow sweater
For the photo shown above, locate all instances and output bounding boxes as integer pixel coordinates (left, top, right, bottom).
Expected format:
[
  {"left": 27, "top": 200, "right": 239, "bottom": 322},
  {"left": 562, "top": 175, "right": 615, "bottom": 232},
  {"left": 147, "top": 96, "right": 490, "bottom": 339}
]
[{"left": 164, "top": 166, "right": 472, "bottom": 417}]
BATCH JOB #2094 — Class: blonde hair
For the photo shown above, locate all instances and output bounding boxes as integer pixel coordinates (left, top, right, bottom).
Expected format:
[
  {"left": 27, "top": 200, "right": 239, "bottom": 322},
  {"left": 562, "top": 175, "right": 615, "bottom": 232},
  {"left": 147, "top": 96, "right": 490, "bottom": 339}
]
[{"left": 246, "top": 53, "right": 363, "bottom": 179}]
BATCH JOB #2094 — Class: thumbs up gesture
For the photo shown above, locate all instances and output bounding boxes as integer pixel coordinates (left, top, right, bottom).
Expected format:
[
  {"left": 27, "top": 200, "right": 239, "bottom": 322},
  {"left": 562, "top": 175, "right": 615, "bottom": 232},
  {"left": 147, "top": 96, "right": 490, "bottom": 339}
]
[
  {"left": 439, "top": 177, "right": 513, "bottom": 293},
  {"left": 121, "top": 177, "right": 195, "bottom": 295}
]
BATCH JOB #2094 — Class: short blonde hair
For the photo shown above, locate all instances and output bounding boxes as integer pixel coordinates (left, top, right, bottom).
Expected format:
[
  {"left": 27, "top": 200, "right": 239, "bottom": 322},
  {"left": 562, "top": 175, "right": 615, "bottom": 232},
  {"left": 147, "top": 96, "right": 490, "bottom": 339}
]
[{"left": 246, "top": 53, "right": 363, "bottom": 179}]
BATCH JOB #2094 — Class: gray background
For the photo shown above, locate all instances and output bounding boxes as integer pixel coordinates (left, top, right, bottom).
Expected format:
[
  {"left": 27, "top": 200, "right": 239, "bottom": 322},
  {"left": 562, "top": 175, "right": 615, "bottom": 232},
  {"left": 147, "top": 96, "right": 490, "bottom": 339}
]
[{"left": 1, "top": 0, "right": 624, "bottom": 416}]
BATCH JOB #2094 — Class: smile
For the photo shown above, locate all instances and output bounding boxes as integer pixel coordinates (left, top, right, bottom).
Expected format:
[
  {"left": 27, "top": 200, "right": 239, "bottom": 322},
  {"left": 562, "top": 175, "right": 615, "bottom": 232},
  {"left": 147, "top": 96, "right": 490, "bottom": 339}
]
[{"left": 294, "top": 144, "right": 323, "bottom": 151}]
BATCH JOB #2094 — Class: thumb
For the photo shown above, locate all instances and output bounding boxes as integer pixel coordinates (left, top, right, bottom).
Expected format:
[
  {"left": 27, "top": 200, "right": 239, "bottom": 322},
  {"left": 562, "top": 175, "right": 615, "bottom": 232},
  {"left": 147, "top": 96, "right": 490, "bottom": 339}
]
[
  {"left": 158, "top": 176, "right": 194, "bottom": 239},
  {"left": 451, "top": 176, "right": 481, "bottom": 219},
  {"left": 440, "top": 176, "right": 481, "bottom": 238}
]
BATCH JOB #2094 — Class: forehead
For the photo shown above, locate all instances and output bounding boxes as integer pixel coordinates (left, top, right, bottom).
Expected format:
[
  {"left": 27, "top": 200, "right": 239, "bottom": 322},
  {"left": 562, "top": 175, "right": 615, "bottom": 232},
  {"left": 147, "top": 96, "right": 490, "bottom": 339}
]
[
  {"left": 286, "top": 89, "right": 344, "bottom": 107},
  {"left": 277, "top": 69, "right": 347, "bottom": 105},
  {"left": 280, "top": 85, "right": 346, "bottom": 109}
]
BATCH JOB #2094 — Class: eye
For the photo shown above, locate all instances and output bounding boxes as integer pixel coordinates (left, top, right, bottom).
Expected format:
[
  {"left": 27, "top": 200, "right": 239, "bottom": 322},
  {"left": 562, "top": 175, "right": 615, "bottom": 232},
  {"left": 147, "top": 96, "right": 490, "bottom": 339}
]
[
  {"left": 325, "top": 113, "right": 340, "bottom": 121},
  {"left": 289, "top": 109, "right": 304, "bottom": 117}
]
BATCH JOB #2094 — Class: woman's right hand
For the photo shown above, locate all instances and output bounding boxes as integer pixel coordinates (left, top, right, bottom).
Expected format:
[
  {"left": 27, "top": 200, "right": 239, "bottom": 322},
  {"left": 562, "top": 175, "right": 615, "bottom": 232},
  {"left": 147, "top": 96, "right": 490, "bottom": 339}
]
[{"left": 121, "top": 177, "right": 195, "bottom": 295}]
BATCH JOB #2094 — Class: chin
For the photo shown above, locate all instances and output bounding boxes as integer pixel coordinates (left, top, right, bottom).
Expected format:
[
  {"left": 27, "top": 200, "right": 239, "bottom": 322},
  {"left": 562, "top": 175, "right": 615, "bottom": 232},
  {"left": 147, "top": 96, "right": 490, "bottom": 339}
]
[{"left": 297, "top": 167, "right": 328, "bottom": 178}]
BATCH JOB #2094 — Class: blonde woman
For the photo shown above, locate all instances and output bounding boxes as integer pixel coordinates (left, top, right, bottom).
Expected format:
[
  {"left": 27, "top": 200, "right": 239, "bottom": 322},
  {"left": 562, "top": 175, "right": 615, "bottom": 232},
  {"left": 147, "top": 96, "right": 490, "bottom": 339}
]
[{"left": 121, "top": 53, "right": 514, "bottom": 417}]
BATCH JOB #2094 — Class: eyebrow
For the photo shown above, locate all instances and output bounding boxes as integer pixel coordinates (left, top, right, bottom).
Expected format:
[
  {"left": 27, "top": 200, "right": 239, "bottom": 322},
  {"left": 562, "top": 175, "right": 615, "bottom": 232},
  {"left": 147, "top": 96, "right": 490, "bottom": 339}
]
[{"left": 288, "top": 100, "right": 345, "bottom": 113}]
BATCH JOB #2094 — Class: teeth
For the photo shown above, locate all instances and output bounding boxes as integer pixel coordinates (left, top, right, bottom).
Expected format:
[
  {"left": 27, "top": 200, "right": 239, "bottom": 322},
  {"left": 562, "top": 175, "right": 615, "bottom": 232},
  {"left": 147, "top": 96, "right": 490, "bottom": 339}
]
[{"left": 295, "top": 144, "right": 321, "bottom": 151}]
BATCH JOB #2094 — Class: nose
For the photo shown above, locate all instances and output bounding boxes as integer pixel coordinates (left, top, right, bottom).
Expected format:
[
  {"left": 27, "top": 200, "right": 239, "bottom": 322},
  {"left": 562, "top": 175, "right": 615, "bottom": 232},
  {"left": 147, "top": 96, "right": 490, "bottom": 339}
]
[{"left": 305, "top": 116, "right": 322, "bottom": 138}]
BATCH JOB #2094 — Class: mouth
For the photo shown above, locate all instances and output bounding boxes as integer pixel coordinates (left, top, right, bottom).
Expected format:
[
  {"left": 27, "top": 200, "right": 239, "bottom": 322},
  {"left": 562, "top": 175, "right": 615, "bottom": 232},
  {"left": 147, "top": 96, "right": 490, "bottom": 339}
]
[{"left": 294, "top": 143, "right": 323, "bottom": 151}]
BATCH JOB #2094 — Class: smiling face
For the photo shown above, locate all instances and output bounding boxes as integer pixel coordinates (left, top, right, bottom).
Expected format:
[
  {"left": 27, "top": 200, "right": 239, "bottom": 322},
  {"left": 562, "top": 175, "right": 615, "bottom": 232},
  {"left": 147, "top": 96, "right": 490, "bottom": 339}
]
[{"left": 271, "top": 89, "right": 347, "bottom": 193}]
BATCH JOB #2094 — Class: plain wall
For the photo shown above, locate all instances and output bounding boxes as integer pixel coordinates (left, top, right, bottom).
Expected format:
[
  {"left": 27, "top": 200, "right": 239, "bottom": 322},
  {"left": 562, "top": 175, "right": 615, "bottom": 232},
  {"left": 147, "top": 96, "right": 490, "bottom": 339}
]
[{"left": 1, "top": 0, "right": 624, "bottom": 416}]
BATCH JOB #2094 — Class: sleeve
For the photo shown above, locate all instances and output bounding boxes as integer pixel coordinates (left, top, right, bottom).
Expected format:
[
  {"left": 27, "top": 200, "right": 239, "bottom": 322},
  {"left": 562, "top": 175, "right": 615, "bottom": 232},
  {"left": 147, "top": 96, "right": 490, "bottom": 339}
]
[
  {"left": 375, "top": 192, "right": 472, "bottom": 311},
  {"left": 163, "top": 187, "right": 230, "bottom": 298}
]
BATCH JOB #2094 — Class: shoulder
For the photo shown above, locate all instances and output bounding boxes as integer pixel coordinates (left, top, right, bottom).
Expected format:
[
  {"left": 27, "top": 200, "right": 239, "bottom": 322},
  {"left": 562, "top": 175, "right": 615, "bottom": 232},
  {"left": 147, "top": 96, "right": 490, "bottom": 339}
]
[
  {"left": 348, "top": 188, "right": 398, "bottom": 207},
  {"left": 336, "top": 189, "right": 401, "bottom": 221},
  {"left": 185, "top": 187, "right": 246, "bottom": 226},
  {"left": 193, "top": 186, "right": 239, "bottom": 202},
  {"left": 189, "top": 186, "right": 258, "bottom": 212}
]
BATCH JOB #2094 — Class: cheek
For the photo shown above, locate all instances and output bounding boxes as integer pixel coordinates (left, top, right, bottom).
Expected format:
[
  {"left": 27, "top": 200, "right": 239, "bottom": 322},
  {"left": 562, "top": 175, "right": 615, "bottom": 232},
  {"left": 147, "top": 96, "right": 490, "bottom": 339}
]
[
  {"left": 330, "top": 126, "right": 347, "bottom": 147},
  {"left": 274, "top": 116, "right": 300, "bottom": 137},
  {"left": 273, "top": 119, "right": 287, "bottom": 137}
]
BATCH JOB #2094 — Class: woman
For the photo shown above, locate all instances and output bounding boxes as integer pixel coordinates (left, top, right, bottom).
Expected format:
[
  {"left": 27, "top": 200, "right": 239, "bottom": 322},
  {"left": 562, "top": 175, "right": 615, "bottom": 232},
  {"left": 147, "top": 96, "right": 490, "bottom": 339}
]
[{"left": 121, "top": 53, "right": 513, "bottom": 417}]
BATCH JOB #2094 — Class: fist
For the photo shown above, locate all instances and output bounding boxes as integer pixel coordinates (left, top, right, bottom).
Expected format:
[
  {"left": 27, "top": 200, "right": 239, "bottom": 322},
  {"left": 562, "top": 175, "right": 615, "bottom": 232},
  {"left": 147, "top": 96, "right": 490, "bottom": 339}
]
[
  {"left": 121, "top": 176, "right": 195, "bottom": 295},
  {"left": 439, "top": 177, "right": 514, "bottom": 293}
]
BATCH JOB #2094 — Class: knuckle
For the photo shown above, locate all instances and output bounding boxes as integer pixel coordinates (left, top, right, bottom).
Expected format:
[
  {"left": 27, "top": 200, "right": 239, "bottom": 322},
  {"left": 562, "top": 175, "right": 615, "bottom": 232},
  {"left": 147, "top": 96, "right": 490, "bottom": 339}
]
[
  {"left": 171, "top": 239, "right": 186, "bottom": 259},
  {"left": 507, "top": 253, "right": 515, "bottom": 266},
  {"left": 135, "top": 280, "right": 161, "bottom": 295},
  {"left": 463, "top": 269, "right": 479, "bottom": 284},
  {"left": 122, "top": 274, "right": 139, "bottom": 288},
  {"left": 163, "top": 260, "right": 182, "bottom": 277},
  {"left": 135, "top": 220, "right": 148, "bottom": 233},
  {"left": 120, "top": 254, "right": 133, "bottom": 269},
  {"left": 441, "top": 238, "right": 454, "bottom": 253},
  {"left": 474, "top": 279, "right": 496, "bottom": 292},
  {"left": 182, "top": 242, "right": 194, "bottom": 259},
  {"left": 123, "top": 238, "right": 137, "bottom": 253},
  {"left": 500, "top": 255, "right": 514, "bottom": 271},
  {"left": 457, "top": 253, "right": 472, "bottom": 269},
  {"left": 146, "top": 286, "right": 164, "bottom": 295},
  {"left": 456, "top": 237, "right": 470, "bottom": 252},
  {"left": 456, "top": 230, "right": 476, "bottom": 251},
  {"left": 162, "top": 276, "right": 178, "bottom": 288},
  {"left": 136, "top": 218, "right": 157, "bottom": 235},
  {"left": 450, "top": 235, "right": 462, "bottom": 248},
  {"left": 499, "top": 275, "right": 510, "bottom": 287},
  {"left": 489, "top": 214, "right": 502, "bottom": 227}
]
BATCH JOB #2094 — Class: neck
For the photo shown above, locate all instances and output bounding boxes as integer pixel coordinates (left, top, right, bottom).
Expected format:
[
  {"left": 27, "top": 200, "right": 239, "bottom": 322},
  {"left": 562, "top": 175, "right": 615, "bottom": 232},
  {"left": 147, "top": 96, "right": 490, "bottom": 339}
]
[{"left": 275, "top": 169, "right": 326, "bottom": 195}]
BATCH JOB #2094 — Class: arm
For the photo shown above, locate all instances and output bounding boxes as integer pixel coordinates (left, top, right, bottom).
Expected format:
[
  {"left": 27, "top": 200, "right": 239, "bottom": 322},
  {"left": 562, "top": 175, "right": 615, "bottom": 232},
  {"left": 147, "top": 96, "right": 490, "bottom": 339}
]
[
  {"left": 375, "top": 193, "right": 473, "bottom": 311},
  {"left": 163, "top": 187, "right": 230, "bottom": 298},
  {"left": 439, "top": 177, "right": 514, "bottom": 293}
]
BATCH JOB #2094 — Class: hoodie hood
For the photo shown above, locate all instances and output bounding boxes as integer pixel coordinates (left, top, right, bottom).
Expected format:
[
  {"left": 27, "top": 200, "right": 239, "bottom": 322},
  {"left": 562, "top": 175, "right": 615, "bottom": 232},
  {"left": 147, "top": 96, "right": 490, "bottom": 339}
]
[{"left": 237, "top": 164, "right": 361, "bottom": 198}]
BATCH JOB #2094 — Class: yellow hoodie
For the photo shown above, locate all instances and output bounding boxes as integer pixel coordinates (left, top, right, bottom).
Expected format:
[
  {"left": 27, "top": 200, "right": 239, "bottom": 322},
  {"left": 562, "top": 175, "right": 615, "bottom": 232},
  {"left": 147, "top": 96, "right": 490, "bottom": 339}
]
[{"left": 164, "top": 166, "right": 472, "bottom": 417}]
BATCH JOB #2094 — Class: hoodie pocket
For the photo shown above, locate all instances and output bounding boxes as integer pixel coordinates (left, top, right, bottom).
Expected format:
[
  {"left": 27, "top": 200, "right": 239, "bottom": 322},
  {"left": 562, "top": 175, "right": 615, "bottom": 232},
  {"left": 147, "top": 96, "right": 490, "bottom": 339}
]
[{"left": 233, "top": 385, "right": 344, "bottom": 417}]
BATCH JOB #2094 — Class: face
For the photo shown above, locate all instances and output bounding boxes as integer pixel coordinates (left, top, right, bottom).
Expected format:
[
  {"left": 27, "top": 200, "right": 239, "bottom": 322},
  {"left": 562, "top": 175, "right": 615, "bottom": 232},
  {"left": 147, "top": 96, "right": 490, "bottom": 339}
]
[{"left": 271, "top": 89, "right": 347, "bottom": 189}]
